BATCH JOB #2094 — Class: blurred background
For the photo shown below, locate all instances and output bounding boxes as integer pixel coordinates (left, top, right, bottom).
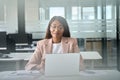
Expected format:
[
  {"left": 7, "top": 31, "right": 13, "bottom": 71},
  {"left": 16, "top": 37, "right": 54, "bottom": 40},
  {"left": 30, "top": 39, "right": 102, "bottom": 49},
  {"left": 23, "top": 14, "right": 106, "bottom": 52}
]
[{"left": 0, "top": 0, "right": 120, "bottom": 71}]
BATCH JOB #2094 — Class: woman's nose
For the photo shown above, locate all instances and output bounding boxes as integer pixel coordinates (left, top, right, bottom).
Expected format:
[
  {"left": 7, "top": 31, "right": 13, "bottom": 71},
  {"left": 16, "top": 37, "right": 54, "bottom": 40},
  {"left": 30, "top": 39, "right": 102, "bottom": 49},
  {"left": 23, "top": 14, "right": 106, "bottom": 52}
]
[{"left": 54, "top": 27, "right": 60, "bottom": 31}]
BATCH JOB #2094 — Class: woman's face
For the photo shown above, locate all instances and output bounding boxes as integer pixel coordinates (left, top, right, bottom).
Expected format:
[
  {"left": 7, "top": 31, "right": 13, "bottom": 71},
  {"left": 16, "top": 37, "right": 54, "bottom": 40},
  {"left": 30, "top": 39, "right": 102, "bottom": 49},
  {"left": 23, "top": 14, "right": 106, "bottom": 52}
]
[{"left": 50, "top": 20, "right": 64, "bottom": 39}]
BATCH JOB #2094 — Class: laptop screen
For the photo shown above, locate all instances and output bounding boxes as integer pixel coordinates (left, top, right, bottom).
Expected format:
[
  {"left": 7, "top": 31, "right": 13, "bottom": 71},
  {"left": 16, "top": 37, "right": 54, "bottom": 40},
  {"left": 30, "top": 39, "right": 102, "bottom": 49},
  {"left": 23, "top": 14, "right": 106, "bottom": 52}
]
[{"left": 45, "top": 53, "right": 80, "bottom": 76}]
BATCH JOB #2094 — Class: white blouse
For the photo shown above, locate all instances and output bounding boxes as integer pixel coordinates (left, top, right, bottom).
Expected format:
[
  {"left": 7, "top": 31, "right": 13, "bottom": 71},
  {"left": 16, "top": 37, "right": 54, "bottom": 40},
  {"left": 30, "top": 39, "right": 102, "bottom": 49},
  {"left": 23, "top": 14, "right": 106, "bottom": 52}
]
[{"left": 52, "top": 42, "right": 63, "bottom": 54}]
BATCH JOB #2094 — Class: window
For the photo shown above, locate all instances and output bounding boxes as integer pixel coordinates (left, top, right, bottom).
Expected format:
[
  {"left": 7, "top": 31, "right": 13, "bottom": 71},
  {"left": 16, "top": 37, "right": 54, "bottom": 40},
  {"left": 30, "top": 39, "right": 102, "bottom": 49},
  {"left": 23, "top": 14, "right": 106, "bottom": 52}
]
[
  {"left": 0, "top": 1, "right": 4, "bottom": 21},
  {"left": 49, "top": 7, "right": 65, "bottom": 19},
  {"left": 97, "top": 6, "right": 102, "bottom": 19},
  {"left": 39, "top": 8, "right": 45, "bottom": 21},
  {"left": 106, "top": 5, "right": 112, "bottom": 19},
  {"left": 83, "top": 7, "right": 95, "bottom": 20},
  {"left": 72, "top": 7, "right": 81, "bottom": 20}
]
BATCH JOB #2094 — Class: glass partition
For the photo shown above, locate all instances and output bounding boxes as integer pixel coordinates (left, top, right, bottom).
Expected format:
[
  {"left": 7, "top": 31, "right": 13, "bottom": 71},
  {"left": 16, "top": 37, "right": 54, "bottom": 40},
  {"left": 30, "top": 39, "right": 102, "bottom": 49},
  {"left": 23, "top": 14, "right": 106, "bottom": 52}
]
[
  {"left": 0, "top": 0, "right": 18, "bottom": 33},
  {"left": 37, "top": 0, "right": 117, "bottom": 70},
  {"left": 0, "top": 0, "right": 119, "bottom": 71}
]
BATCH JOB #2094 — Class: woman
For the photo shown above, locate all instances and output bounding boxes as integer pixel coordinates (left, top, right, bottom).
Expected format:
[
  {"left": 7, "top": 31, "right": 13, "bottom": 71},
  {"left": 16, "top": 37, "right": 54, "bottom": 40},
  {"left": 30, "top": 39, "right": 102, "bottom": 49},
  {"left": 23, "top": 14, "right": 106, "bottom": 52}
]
[{"left": 25, "top": 16, "right": 83, "bottom": 71}]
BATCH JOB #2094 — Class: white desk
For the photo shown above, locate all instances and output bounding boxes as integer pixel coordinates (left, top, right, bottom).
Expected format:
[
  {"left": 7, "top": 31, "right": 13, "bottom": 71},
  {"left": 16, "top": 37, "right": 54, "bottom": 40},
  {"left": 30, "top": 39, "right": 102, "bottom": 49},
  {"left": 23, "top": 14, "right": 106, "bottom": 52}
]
[
  {"left": 0, "top": 70, "right": 120, "bottom": 80},
  {"left": 80, "top": 51, "right": 102, "bottom": 69},
  {"left": 0, "top": 58, "right": 24, "bottom": 70},
  {"left": 80, "top": 51, "right": 102, "bottom": 59},
  {"left": 0, "top": 53, "right": 32, "bottom": 71},
  {"left": 9, "top": 52, "right": 32, "bottom": 60}
]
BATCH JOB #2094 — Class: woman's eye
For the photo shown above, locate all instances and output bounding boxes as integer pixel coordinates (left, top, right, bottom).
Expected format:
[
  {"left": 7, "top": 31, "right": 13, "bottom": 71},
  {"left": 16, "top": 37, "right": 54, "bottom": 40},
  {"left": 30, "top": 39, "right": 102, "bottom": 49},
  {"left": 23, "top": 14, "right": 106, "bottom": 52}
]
[
  {"left": 53, "top": 26, "right": 56, "bottom": 28},
  {"left": 51, "top": 26, "right": 55, "bottom": 28}
]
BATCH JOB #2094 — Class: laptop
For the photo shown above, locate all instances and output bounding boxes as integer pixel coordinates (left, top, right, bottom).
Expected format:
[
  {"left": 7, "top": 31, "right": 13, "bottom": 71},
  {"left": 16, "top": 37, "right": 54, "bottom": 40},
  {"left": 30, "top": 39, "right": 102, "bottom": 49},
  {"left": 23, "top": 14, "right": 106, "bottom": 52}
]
[{"left": 45, "top": 53, "right": 80, "bottom": 76}]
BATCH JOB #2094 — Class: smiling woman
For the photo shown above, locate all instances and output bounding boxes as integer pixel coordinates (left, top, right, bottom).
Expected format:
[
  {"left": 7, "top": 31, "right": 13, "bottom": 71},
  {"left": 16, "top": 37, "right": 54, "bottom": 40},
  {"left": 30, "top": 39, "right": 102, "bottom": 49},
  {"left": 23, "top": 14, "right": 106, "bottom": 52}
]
[
  {"left": 25, "top": 16, "right": 83, "bottom": 72},
  {"left": 45, "top": 16, "right": 70, "bottom": 43},
  {"left": 50, "top": 20, "right": 64, "bottom": 43}
]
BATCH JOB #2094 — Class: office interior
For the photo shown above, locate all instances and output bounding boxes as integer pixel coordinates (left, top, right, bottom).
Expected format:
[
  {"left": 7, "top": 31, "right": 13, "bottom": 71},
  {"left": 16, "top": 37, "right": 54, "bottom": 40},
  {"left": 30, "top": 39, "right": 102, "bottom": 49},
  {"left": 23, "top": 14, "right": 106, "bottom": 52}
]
[{"left": 0, "top": 0, "right": 120, "bottom": 72}]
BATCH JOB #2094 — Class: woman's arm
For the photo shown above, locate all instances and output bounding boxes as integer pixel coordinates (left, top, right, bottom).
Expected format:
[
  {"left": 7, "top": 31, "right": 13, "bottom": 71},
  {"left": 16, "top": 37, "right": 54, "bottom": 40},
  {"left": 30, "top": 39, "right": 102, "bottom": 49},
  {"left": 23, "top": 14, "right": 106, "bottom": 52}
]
[{"left": 25, "top": 41, "right": 42, "bottom": 70}]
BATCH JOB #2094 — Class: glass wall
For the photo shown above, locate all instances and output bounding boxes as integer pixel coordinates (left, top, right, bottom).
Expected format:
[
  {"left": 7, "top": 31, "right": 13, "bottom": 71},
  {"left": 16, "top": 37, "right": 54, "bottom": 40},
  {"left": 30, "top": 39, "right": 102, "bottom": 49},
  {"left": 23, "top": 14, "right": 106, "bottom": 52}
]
[
  {"left": 116, "top": 0, "right": 120, "bottom": 71},
  {"left": 0, "top": 0, "right": 119, "bottom": 70},
  {"left": 0, "top": 0, "right": 18, "bottom": 33},
  {"left": 37, "top": 0, "right": 117, "bottom": 69}
]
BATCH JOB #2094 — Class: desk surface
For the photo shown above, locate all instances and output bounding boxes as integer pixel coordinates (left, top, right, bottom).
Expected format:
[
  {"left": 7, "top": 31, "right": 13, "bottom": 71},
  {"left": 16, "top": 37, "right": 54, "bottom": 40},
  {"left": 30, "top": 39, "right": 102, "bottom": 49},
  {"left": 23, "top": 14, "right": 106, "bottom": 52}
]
[
  {"left": 0, "top": 58, "right": 24, "bottom": 61},
  {"left": 80, "top": 51, "right": 102, "bottom": 59},
  {"left": 0, "top": 70, "right": 120, "bottom": 80},
  {"left": 0, "top": 52, "right": 32, "bottom": 61},
  {"left": 9, "top": 52, "right": 32, "bottom": 60}
]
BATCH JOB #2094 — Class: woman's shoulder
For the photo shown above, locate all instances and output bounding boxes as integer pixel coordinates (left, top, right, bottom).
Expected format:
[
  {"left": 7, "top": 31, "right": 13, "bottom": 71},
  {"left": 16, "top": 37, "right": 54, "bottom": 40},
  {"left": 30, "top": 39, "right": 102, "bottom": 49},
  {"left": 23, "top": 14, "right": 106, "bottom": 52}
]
[
  {"left": 37, "top": 38, "right": 51, "bottom": 44},
  {"left": 62, "top": 37, "right": 77, "bottom": 42},
  {"left": 63, "top": 37, "right": 77, "bottom": 41}
]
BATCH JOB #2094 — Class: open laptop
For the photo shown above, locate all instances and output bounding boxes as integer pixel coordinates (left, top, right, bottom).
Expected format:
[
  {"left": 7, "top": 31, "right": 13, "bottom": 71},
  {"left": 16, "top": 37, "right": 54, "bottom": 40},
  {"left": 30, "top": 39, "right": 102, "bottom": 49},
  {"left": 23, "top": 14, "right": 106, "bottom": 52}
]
[{"left": 45, "top": 53, "right": 80, "bottom": 76}]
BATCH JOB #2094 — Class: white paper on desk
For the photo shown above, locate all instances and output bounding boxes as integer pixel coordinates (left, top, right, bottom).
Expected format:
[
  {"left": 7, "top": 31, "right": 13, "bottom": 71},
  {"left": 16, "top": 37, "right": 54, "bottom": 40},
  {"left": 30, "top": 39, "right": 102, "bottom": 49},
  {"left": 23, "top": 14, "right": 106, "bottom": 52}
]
[
  {"left": 11, "top": 70, "right": 41, "bottom": 76},
  {"left": 79, "top": 70, "right": 107, "bottom": 76}
]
